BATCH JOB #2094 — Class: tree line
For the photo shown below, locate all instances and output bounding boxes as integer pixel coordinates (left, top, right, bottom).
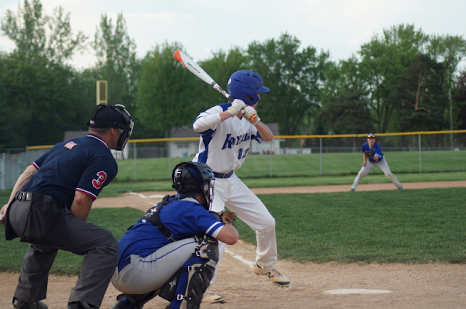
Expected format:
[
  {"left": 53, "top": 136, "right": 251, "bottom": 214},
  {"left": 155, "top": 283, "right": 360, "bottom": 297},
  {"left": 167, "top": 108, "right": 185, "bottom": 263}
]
[{"left": 1, "top": 0, "right": 465, "bottom": 148}]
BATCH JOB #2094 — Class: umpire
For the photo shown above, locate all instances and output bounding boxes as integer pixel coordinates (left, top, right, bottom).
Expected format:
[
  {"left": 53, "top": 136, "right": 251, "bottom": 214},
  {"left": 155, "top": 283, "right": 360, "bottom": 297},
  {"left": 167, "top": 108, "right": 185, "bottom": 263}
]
[{"left": 0, "top": 104, "right": 134, "bottom": 309}]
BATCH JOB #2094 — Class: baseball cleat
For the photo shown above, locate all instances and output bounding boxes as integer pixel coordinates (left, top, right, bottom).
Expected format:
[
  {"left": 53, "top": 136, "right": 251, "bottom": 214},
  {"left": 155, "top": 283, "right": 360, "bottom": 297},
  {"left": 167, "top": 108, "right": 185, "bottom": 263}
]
[
  {"left": 13, "top": 297, "right": 48, "bottom": 309},
  {"left": 202, "top": 290, "right": 225, "bottom": 303},
  {"left": 350, "top": 189, "right": 355, "bottom": 191},
  {"left": 252, "top": 263, "right": 290, "bottom": 287},
  {"left": 65, "top": 301, "right": 98, "bottom": 309}
]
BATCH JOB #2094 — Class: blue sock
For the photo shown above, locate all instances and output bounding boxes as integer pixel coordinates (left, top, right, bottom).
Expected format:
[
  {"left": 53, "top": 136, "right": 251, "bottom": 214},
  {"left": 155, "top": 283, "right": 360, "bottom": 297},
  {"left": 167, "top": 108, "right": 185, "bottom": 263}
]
[{"left": 120, "top": 296, "right": 135, "bottom": 309}]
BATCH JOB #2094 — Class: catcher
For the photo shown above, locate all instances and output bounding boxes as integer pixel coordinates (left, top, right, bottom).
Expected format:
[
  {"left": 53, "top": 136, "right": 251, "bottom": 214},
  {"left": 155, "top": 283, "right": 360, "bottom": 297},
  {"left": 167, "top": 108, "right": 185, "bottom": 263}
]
[
  {"left": 110, "top": 161, "right": 238, "bottom": 309},
  {"left": 350, "top": 133, "right": 404, "bottom": 191}
]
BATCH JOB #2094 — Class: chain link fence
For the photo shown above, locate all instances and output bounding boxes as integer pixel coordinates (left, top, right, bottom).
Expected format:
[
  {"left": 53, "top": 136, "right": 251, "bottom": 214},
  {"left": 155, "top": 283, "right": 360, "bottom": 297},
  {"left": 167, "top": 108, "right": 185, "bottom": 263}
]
[{"left": 1, "top": 131, "right": 465, "bottom": 188}]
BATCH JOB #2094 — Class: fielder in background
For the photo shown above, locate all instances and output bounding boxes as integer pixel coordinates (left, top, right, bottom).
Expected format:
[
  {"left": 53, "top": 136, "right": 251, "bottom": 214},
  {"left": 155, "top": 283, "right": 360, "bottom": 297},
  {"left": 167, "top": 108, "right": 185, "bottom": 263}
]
[
  {"left": 110, "top": 161, "right": 238, "bottom": 309},
  {"left": 0, "top": 104, "right": 134, "bottom": 309},
  {"left": 192, "top": 70, "right": 290, "bottom": 304},
  {"left": 350, "top": 133, "right": 404, "bottom": 191}
]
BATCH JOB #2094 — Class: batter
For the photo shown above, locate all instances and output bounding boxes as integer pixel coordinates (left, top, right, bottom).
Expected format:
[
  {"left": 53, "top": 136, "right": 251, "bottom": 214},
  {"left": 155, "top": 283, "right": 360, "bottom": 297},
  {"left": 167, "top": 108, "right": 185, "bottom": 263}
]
[{"left": 192, "top": 70, "right": 290, "bottom": 303}]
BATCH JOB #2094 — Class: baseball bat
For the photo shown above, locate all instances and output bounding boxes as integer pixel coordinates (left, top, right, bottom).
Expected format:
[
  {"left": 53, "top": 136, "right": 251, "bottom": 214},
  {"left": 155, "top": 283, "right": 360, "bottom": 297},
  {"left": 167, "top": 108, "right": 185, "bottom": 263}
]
[{"left": 173, "top": 49, "right": 257, "bottom": 122}]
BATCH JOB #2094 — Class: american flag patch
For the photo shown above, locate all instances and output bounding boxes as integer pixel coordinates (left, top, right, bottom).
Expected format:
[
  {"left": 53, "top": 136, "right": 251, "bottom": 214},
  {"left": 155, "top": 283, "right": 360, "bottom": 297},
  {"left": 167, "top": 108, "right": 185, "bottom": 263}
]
[{"left": 64, "top": 141, "right": 77, "bottom": 149}]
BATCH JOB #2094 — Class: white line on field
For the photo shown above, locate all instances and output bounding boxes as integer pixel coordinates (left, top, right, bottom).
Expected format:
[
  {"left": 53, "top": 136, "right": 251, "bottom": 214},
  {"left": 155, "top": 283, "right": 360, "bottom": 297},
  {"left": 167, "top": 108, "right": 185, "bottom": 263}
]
[
  {"left": 130, "top": 192, "right": 168, "bottom": 199},
  {"left": 225, "top": 248, "right": 254, "bottom": 267},
  {"left": 130, "top": 192, "right": 148, "bottom": 198},
  {"left": 325, "top": 289, "right": 392, "bottom": 295}
]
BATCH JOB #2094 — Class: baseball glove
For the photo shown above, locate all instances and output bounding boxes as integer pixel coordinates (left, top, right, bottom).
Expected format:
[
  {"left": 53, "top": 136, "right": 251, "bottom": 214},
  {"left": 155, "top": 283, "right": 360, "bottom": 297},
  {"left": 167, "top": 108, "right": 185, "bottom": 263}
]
[
  {"left": 364, "top": 149, "right": 375, "bottom": 158},
  {"left": 210, "top": 210, "right": 236, "bottom": 226}
]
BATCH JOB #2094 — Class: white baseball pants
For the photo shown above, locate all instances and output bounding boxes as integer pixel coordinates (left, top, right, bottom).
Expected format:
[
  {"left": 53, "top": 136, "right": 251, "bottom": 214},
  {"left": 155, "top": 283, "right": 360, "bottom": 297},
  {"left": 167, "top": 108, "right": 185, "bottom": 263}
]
[
  {"left": 111, "top": 238, "right": 197, "bottom": 294},
  {"left": 351, "top": 158, "right": 403, "bottom": 190},
  {"left": 210, "top": 174, "right": 277, "bottom": 284}
]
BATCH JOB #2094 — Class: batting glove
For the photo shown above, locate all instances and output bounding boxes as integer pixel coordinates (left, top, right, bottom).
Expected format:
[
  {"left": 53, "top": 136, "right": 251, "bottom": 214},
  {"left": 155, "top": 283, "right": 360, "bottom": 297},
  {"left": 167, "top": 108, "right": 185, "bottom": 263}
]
[
  {"left": 242, "top": 106, "right": 260, "bottom": 125},
  {"left": 227, "top": 99, "right": 247, "bottom": 116}
]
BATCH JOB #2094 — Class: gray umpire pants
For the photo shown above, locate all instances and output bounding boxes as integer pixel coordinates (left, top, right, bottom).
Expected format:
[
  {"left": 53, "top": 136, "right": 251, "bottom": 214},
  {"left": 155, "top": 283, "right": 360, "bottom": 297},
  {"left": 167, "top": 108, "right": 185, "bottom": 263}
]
[
  {"left": 8, "top": 199, "right": 119, "bottom": 308},
  {"left": 351, "top": 158, "right": 403, "bottom": 190}
]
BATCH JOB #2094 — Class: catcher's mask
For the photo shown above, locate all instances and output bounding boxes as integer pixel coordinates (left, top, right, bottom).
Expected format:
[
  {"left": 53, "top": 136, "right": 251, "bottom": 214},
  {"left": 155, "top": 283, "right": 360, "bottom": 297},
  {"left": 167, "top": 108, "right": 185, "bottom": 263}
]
[
  {"left": 227, "top": 70, "right": 269, "bottom": 105},
  {"left": 172, "top": 161, "right": 215, "bottom": 210},
  {"left": 87, "top": 104, "right": 134, "bottom": 151}
]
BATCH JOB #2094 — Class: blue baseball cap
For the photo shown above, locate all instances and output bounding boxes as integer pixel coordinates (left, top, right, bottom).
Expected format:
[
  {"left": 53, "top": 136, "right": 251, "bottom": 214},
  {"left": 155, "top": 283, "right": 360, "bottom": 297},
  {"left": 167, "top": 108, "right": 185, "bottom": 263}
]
[{"left": 367, "top": 133, "right": 375, "bottom": 138}]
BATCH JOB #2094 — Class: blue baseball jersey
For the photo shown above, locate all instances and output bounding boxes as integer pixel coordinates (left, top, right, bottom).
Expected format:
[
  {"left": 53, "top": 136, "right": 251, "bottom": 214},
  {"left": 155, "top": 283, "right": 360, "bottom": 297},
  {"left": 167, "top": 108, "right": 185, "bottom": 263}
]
[
  {"left": 117, "top": 196, "right": 224, "bottom": 270},
  {"left": 22, "top": 134, "right": 118, "bottom": 208},
  {"left": 361, "top": 142, "right": 384, "bottom": 162},
  {"left": 192, "top": 103, "right": 263, "bottom": 172}
]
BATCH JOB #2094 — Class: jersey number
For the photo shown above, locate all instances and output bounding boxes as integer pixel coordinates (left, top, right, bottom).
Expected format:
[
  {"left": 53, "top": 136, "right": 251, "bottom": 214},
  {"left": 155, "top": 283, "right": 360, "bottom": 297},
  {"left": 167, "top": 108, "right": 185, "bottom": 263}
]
[
  {"left": 237, "top": 148, "right": 249, "bottom": 160},
  {"left": 92, "top": 171, "right": 107, "bottom": 189}
]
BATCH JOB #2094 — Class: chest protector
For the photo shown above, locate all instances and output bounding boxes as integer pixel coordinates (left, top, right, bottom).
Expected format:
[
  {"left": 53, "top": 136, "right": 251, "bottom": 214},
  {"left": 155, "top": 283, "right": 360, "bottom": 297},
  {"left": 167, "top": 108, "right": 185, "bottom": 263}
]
[{"left": 141, "top": 194, "right": 197, "bottom": 242}]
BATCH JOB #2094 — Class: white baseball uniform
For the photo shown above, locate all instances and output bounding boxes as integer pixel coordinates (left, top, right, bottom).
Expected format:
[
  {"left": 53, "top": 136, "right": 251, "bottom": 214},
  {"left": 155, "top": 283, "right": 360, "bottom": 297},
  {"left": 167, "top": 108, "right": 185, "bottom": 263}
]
[{"left": 192, "top": 103, "right": 278, "bottom": 283}]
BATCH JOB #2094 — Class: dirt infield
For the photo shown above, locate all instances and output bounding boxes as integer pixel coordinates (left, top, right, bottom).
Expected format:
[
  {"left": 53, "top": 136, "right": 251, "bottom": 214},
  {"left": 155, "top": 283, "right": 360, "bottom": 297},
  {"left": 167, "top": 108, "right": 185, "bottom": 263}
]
[{"left": 1, "top": 181, "right": 465, "bottom": 309}]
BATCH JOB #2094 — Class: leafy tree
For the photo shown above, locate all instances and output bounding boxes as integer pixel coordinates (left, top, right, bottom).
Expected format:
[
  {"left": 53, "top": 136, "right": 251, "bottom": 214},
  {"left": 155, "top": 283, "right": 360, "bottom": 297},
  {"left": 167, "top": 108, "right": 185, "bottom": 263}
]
[
  {"left": 316, "top": 88, "right": 374, "bottom": 148},
  {"left": 91, "top": 13, "right": 140, "bottom": 109},
  {"left": 321, "top": 56, "right": 363, "bottom": 107},
  {"left": 428, "top": 34, "right": 466, "bottom": 133},
  {"left": 358, "top": 24, "right": 428, "bottom": 140},
  {"left": 428, "top": 34, "right": 466, "bottom": 90},
  {"left": 1, "top": 0, "right": 87, "bottom": 63},
  {"left": 135, "top": 42, "right": 198, "bottom": 138},
  {"left": 0, "top": 0, "right": 90, "bottom": 147},
  {"left": 455, "top": 71, "right": 466, "bottom": 145},
  {"left": 394, "top": 54, "right": 447, "bottom": 147},
  {"left": 0, "top": 52, "right": 87, "bottom": 147},
  {"left": 247, "top": 33, "right": 330, "bottom": 139}
]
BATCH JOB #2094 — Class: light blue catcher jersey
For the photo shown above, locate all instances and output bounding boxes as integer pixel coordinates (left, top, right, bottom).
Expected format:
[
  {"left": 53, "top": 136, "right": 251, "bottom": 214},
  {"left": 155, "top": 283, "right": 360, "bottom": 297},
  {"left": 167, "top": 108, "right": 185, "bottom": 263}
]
[{"left": 192, "top": 103, "right": 263, "bottom": 173}]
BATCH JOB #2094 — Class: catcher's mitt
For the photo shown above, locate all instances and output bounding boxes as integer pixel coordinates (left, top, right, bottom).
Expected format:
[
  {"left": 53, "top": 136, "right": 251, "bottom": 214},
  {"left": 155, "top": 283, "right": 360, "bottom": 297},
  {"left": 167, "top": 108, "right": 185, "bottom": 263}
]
[
  {"left": 364, "top": 149, "right": 375, "bottom": 158},
  {"left": 210, "top": 210, "right": 236, "bottom": 226}
]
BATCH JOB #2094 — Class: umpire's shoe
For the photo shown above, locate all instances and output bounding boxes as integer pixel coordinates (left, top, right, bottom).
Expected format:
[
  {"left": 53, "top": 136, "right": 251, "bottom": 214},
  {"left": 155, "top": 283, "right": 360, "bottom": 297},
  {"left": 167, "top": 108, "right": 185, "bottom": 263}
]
[
  {"left": 110, "top": 294, "right": 144, "bottom": 309},
  {"left": 13, "top": 297, "right": 48, "bottom": 309},
  {"left": 65, "top": 301, "right": 98, "bottom": 309},
  {"left": 252, "top": 263, "right": 290, "bottom": 287}
]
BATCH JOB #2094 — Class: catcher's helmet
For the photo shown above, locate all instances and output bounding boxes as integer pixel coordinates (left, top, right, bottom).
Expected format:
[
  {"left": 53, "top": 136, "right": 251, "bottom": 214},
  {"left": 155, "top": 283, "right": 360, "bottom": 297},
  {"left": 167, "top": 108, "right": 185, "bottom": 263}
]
[
  {"left": 172, "top": 161, "right": 215, "bottom": 209},
  {"left": 87, "top": 104, "right": 134, "bottom": 151},
  {"left": 227, "top": 70, "right": 269, "bottom": 105}
]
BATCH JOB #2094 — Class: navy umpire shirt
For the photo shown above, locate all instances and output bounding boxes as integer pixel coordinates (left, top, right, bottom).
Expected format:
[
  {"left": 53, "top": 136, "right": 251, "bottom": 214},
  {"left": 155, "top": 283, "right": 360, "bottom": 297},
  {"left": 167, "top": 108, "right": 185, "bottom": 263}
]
[{"left": 22, "top": 134, "right": 118, "bottom": 208}]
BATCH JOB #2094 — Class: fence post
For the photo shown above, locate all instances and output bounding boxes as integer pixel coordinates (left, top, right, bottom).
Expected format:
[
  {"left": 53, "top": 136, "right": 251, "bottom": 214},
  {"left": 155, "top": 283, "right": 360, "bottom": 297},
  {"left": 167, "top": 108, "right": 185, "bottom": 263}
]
[
  {"left": 0, "top": 153, "right": 5, "bottom": 190},
  {"left": 133, "top": 143, "right": 137, "bottom": 181},
  {"left": 450, "top": 89, "right": 454, "bottom": 150},
  {"left": 269, "top": 140, "right": 272, "bottom": 177},
  {"left": 320, "top": 138, "right": 323, "bottom": 175},
  {"left": 169, "top": 141, "right": 172, "bottom": 179},
  {"left": 419, "top": 134, "right": 422, "bottom": 173}
]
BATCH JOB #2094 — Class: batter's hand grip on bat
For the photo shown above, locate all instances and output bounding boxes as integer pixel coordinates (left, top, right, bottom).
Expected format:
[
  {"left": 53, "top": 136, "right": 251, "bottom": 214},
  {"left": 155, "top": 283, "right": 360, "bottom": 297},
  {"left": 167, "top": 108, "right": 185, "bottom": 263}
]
[{"left": 251, "top": 115, "right": 257, "bottom": 122}]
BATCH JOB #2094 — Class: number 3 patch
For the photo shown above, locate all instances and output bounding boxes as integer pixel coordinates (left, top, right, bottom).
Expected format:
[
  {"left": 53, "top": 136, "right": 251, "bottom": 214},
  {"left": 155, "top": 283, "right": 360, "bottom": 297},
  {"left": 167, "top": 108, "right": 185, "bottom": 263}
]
[{"left": 92, "top": 171, "right": 107, "bottom": 189}]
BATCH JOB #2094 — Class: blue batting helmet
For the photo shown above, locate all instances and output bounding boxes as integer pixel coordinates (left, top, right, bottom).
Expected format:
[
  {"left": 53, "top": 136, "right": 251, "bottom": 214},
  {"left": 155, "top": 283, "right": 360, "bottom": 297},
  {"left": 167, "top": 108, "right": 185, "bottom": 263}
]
[{"left": 227, "top": 70, "right": 269, "bottom": 105}]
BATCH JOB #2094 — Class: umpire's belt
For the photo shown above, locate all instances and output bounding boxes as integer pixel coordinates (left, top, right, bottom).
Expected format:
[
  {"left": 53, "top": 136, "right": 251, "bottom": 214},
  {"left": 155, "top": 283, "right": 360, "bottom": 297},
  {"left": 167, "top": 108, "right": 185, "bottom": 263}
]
[
  {"left": 15, "top": 191, "right": 33, "bottom": 201},
  {"left": 213, "top": 171, "right": 234, "bottom": 179}
]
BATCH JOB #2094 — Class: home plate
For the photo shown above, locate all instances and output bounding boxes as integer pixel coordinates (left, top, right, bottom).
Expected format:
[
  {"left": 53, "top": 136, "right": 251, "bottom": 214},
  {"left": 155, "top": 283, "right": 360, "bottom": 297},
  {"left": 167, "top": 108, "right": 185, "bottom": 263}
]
[
  {"left": 148, "top": 195, "right": 166, "bottom": 198},
  {"left": 325, "top": 289, "right": 392, "bottom": 295}
]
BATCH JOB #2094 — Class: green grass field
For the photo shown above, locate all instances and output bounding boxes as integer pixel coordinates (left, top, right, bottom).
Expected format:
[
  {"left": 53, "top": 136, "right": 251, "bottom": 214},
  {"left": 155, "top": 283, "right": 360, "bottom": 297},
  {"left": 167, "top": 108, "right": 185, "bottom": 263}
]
[
  {"left": 98, "top": 170, "right": 466, "bottom": 197},
  {"left": 1, "top": 187, "right": 465, "bottom": 275},
  {"left": 114, "top": 150, "right": 466, "bottom": 181}
]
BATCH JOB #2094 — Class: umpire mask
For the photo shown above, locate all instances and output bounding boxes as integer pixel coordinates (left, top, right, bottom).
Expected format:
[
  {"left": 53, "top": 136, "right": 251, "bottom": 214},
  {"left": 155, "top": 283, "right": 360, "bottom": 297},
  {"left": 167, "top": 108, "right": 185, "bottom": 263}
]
[{"left": 88, "top": 104, "right": 134, "bottom": 151}]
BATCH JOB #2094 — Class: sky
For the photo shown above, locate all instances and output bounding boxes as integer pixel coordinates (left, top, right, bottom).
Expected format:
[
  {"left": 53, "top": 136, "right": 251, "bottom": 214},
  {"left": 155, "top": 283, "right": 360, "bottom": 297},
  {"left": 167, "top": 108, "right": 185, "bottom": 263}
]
[{"left": 1, "top": 0, "right": 466, "bottom": 70}]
